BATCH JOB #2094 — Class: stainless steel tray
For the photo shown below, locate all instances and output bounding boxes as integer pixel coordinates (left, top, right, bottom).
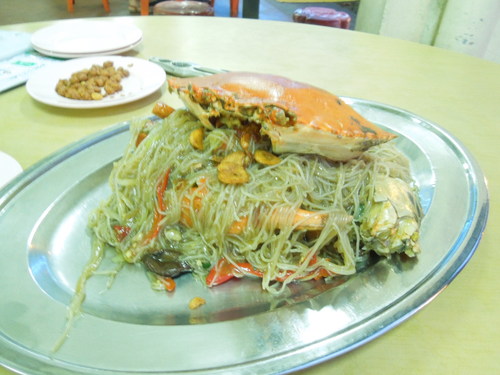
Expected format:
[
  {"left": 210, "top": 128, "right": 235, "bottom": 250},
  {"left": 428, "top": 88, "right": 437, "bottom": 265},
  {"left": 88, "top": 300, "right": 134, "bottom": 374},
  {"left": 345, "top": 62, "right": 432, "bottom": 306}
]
[{"left": 0, "top": 98, "right": 488, "bottom": 375}]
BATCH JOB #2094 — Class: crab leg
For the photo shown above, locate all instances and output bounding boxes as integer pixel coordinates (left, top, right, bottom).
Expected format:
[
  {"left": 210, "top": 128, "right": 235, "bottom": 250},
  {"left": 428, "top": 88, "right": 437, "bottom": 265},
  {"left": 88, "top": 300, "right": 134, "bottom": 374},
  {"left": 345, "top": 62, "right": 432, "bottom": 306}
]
[{"left": 180, "top": 187, "right": 345, "bottom": 234}]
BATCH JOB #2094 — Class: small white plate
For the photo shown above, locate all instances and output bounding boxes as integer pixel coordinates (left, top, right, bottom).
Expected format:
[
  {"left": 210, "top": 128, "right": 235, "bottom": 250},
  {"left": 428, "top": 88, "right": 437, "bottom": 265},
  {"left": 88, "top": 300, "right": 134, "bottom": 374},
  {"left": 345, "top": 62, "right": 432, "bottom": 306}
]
[
  {"left": 31, "top": 20, "right": 143, "bottom": 57},
  {"left": 26, "top": 56, "right": 166, "bottom": 109},
  {"left": 0, "top": 151, "right": 22, "bottom": 188}
]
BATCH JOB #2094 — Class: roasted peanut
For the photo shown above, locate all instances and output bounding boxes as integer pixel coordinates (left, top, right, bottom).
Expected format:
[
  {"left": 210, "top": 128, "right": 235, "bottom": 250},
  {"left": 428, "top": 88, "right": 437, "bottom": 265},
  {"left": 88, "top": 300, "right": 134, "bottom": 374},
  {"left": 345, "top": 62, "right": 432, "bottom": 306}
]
[{"left": 55, "top": 61, "right": 129, "bottom": 101}]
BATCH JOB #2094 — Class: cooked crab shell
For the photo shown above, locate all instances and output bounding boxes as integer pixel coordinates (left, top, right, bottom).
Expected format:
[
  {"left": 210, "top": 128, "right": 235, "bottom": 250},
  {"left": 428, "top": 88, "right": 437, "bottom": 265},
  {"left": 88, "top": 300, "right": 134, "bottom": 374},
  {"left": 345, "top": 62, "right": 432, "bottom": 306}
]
[
  {"left": 168, "top": 72, "right": 396, "bottom": 161},
  {"left": 360, "top": 176, "right": 423, "bottom": 257}
]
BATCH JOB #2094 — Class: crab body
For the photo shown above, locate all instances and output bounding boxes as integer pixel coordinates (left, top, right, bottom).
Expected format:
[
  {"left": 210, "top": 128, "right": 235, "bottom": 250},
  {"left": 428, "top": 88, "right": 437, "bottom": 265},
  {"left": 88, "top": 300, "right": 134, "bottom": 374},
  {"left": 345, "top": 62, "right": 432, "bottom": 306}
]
[{"left": 168, "top": 72, "right": 396, "bottom": 161}]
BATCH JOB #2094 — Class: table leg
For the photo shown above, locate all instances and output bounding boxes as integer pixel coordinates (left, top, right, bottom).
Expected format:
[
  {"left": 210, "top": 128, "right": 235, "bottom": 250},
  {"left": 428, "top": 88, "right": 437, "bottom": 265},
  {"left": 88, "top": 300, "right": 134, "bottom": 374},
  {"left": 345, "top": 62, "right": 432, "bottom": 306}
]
[{"left": 242, "top": 0, "right": 259, "bottom": 19}]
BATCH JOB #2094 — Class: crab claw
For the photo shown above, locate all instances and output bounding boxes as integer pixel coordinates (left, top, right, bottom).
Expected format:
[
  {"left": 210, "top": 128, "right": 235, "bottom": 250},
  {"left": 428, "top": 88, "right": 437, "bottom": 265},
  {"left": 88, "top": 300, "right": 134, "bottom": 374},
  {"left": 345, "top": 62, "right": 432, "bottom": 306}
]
[
  {"left": 168, "top": 72, "right": 396, "bottom": 161},
  {"left": 360, "top": 176, "right": 423, "bottom": 257}
]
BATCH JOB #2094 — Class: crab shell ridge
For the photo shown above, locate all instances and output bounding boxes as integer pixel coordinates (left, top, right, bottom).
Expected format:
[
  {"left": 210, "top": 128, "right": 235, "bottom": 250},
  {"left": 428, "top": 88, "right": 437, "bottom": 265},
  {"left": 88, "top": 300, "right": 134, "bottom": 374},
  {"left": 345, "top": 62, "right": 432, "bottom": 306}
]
[{"left": 168, "top": 72, "right": 396, "bottom": 161}]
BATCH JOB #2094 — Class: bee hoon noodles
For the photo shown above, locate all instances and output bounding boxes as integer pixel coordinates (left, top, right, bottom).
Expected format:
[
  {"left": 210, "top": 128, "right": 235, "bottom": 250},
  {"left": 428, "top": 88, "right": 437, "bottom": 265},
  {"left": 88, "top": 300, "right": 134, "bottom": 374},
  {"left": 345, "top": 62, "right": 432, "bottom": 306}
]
[{"left": 87, "top": 109, "right": 419, "bottom": 294}]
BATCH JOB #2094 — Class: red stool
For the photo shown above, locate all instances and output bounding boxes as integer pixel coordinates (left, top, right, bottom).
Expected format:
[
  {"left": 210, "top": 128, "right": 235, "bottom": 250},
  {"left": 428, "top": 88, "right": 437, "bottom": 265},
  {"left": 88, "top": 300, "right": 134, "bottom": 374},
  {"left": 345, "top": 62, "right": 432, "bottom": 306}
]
[
  {"left": 143, "top": 0, "right": 239, "bottom": 17},
  {"left": 153, "top": 1, "right": 214, "bottom": 15},
  {"left": 293, "top": 7, "right": 351, "bottom": 29}
]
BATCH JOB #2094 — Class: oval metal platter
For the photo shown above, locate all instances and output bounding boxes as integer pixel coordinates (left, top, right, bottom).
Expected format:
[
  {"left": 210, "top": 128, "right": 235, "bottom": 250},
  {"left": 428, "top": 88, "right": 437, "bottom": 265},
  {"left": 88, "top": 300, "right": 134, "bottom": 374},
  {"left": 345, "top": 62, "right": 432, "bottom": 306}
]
[{"left": 0, "top": 98, "right": 489, "bottom": 375}]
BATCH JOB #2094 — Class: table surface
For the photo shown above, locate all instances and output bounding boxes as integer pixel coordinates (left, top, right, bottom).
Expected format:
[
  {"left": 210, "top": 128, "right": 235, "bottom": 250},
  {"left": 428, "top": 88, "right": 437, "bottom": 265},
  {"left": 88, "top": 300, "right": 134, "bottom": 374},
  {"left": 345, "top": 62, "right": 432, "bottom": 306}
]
[{"left": 0, "top": 16, "right": 499, "bottom": 375}]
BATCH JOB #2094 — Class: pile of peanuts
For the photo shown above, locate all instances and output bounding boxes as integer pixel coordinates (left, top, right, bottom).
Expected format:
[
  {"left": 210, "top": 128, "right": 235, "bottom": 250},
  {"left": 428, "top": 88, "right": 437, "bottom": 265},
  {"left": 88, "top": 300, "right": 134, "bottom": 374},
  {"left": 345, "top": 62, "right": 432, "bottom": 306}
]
[{"left": 55, "top": 61, "right": 130, "bottom": 101}]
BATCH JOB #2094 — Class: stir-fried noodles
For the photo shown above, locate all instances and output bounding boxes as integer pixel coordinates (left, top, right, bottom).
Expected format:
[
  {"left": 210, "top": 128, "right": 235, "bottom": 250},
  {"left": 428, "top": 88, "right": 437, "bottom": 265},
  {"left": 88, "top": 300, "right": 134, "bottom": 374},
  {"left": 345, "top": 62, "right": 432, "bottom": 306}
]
[
  {"left": 88, "top": 109, "right": 420, "bottom": 294},
  {"left": 53, "top": 107, "right": 422, "bottom": 351}
]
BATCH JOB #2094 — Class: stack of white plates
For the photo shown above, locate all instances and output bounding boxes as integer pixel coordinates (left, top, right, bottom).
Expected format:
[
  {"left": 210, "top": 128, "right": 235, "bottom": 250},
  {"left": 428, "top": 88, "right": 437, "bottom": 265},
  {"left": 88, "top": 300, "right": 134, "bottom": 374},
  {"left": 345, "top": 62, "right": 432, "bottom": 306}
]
[{"left": 31, "top": 19, "right": 143, "bottom": 58}]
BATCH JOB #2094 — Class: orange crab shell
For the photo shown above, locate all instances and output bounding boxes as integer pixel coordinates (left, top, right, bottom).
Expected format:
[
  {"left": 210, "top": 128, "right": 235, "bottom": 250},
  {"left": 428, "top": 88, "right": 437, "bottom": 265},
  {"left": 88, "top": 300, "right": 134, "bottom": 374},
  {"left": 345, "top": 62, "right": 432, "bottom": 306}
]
[{"left": 168, "top": 72, "right": 396, "bottom": 160}]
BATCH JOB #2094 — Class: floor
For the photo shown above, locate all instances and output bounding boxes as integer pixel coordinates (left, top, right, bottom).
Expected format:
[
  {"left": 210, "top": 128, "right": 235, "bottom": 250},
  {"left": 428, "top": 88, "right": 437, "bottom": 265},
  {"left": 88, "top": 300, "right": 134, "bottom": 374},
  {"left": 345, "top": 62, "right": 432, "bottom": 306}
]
[{"left": 0, "top": 0, "right": 358, "bottom": 27}]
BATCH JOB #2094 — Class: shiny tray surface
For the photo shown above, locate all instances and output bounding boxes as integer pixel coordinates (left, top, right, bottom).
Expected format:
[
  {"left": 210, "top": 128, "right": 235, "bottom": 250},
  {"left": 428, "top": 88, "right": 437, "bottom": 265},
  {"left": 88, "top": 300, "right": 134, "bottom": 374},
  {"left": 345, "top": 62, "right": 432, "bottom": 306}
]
[{"left": 0, "top": 99, "right": 488, "bottom": 374}]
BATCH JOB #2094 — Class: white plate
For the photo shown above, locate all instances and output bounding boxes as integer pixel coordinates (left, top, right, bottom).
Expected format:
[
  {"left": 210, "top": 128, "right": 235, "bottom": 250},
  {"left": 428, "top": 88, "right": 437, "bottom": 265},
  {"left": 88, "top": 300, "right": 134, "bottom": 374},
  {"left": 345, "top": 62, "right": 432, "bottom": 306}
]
[
  {"left": 0, "top": 151, "right": 22, "bottom": 188},
  {"left": 32, "top": 37, "right": 143, "bottom": 59},
  {"left": 26, "top": 56, "right": 166, "bottom": 109},
  {"left": 31, "top": 20, "right": 143, "bottom": 57}
]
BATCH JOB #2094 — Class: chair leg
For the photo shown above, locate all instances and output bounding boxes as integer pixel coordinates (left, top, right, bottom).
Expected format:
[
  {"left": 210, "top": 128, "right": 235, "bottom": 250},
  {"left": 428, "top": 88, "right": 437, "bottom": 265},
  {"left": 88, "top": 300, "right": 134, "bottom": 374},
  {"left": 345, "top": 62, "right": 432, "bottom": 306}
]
[
  {"left": 230, "top": 0, "right": 239, "bottom": 17},
  {"left": 141, "top": 0, "right": 149, "bottom": 15},
  {"left": 102, "top": 0, "right": 111, "bottom": 12},
  {"left": 67, "top": 0, "right": 109, "bottom": 13}
]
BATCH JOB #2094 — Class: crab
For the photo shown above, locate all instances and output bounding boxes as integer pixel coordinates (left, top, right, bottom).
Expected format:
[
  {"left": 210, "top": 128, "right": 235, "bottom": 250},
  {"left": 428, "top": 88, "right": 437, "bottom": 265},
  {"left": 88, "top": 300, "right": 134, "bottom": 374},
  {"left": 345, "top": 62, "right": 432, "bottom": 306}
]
[
  {"left": 166, "top": 72, "right": 422, "bottom": 258},
  {"left": 168, "top": 72, "right": 396, "bottom": 161}
]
